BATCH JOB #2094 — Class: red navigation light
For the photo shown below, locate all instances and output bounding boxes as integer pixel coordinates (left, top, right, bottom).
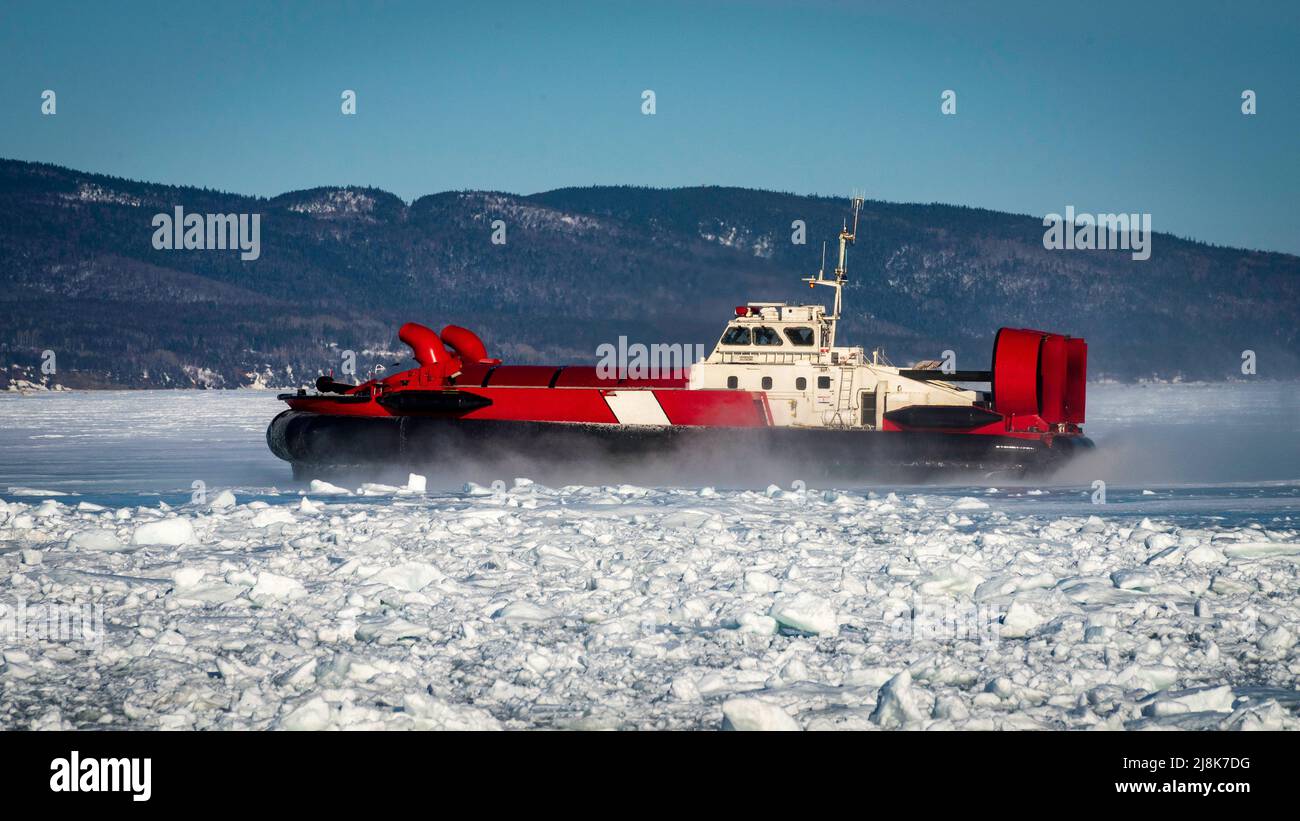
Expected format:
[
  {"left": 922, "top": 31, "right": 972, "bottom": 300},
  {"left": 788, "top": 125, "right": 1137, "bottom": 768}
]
[{"left": 735, "top": 306, "right": 749, "bottom": 316}]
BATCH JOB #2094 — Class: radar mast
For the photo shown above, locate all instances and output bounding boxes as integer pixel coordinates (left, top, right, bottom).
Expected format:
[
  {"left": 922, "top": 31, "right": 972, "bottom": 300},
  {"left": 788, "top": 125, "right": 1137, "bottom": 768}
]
[{"left": 802, "top": 196, "right": 864, "bottom": 351}]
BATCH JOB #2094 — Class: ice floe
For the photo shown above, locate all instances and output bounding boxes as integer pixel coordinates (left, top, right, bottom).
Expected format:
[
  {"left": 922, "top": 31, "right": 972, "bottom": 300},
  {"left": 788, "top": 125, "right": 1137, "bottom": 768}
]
[{"left": 1, "top": 478, "right": 1297, "bottom": 730}]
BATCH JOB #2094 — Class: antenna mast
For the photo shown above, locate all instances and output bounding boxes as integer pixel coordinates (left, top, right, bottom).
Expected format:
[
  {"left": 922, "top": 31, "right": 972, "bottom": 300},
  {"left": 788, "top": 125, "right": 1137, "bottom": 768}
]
[{"left": 802, "top": 196, "right": 864, "bottom": 351}]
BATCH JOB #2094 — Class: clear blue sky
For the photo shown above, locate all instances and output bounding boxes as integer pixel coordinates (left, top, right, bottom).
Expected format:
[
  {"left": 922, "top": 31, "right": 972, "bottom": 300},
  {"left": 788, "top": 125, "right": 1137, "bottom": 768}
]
[{"left": 2, "top": 0, "right": 1296, "bottom": 253}]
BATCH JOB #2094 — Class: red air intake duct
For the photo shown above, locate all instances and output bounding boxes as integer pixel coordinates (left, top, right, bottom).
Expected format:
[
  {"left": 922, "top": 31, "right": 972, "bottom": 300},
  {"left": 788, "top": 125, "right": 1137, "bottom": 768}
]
[
  {"left": 992, "top": 327, "right": 1086, "bottom": 425},
  {"left": 399, "top": 322, "right": 456, "bottom": 370},
  {"left": 439, "top": 325, "right": 491, "bottom": 363},
  {"left": 1039, "top": 333, "right": 1068, "bottom": 422},
  {"left": 1065, "top": 338, "right": 1087, "bottom": 423},
  {"left": 992, "top": 328, "right": 1044, "bottom": 418}
]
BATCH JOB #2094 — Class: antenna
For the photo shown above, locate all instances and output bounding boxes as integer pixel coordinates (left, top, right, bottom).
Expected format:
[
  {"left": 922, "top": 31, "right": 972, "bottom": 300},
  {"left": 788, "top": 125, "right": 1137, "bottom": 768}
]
[
  {"left": 834, "top": 196, "right": 864, "bottom": 282},
  {"left": 801, "top": 196, "right": 865, "bottom": 350}
]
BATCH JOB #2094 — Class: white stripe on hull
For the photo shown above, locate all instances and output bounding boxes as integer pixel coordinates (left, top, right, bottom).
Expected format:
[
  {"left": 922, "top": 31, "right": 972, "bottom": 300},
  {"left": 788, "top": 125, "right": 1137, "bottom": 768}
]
[{"left": 603, "top": 390, "right": 671, "bottom": 425}]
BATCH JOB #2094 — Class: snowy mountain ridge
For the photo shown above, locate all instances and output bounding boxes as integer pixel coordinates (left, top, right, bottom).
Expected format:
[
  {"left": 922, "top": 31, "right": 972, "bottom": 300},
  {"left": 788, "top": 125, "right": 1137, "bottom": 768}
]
[{"left": 2, "top": 158, "right": 1297, "bottom": 389}]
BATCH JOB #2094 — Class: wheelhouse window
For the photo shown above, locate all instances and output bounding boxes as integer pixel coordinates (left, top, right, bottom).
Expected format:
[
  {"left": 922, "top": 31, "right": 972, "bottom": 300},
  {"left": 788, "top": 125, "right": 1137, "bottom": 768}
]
[
  {"left": 720, "top": 326, "right": 750, "bottom": 346},
  {"left": 726, "top": 375, "right": 738, "bottom": 389},
  {"left": 752, "top": 326, "right": 782, "bottom": 346},
  {"left": 784, "top": 327, "right": 815, "bottom": 346}
]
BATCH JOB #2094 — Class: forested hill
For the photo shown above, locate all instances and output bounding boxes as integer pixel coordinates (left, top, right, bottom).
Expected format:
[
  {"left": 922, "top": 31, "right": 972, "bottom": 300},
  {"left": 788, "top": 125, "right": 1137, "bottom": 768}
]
[{"left": 2, "top": 158, "right": 1296, "bottom": 388}]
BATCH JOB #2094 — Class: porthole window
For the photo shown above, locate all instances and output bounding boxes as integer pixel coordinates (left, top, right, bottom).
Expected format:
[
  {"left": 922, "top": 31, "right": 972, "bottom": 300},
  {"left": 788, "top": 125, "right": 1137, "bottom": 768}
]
[
  {"left": 796, "top": 377, "right": 807, "bottom": 390},
  {"left": 817, "top": 376, "right": 831, "bottom": 389},
  {"left": 727, "top": 375, "right": 738, "bottom": 389},
  {"left": 761, "top": 376, "right": 772, "bottom": 390}
]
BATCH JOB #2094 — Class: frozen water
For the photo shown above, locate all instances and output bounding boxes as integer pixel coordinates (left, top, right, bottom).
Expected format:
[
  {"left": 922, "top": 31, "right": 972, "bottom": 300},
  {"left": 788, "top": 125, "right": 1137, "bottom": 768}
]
[
  {"left": 3, "top": 382, "right": 1298, "bottom": 503},
  {"left": 0, "top": 384, "right": 1297, "bottom": 730},
  {"left": 0, "top": 390, "right": 283, "bottom": 504}
]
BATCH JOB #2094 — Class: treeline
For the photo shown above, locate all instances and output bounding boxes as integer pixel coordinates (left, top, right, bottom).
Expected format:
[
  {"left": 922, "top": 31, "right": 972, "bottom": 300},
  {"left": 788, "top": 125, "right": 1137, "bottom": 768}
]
[{"left": 1, "top": 160, "right": 1297, "bottom": 388}]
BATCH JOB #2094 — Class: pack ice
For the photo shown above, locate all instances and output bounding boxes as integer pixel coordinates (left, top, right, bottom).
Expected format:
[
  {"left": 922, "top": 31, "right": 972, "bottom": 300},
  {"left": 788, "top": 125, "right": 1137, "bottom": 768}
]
[{"left": 1, "top": 481, "right": 1298, "bottom": 731}]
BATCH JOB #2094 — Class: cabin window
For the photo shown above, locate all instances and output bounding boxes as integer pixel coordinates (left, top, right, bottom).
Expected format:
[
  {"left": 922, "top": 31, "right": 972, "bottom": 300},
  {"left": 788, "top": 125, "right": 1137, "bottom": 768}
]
[
  {"left": 817, "top": 376, "right": 831, "bottom": 389},
  {"left": 721, "top": 326, "right": 750, "bottom": 346},
  {"left": 784, "top": 327, "right": 815, "bottom": 346},
  {"left": 795, "top": 377, "right": 807, "bottom": 390},
  {"left": 752, "top": 326, "right": 782, "bottom": 346},
  {"left": 726, "top": 375, "right": 738, "bottom": 389},
  {"left": 761, "top": 376, "right": 773, "bottom": 390}
]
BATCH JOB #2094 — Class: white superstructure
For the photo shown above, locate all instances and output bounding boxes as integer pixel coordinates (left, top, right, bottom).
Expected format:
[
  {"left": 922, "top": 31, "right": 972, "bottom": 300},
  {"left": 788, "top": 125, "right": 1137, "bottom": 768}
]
[{"left": 688, "top": 198, "right": 979, "bottom": 429}]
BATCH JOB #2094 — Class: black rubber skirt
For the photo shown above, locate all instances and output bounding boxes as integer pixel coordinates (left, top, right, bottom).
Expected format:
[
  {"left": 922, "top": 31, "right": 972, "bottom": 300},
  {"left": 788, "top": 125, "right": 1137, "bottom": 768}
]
[{"left": 267, "top": 410, "right": 1094, "bottom": 482}]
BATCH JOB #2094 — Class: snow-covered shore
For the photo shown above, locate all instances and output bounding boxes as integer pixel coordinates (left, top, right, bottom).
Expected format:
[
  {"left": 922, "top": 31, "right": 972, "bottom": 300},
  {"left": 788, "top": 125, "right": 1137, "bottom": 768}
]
[{"left": 2, "top": 479, "right": 1297, "bottom": 730}]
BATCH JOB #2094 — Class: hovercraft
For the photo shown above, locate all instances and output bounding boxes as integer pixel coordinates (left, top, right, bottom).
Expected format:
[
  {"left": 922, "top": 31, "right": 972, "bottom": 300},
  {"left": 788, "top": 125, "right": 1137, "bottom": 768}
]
[{"left": 268, "top": 198, "right": 1092, "bottom": 480}]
